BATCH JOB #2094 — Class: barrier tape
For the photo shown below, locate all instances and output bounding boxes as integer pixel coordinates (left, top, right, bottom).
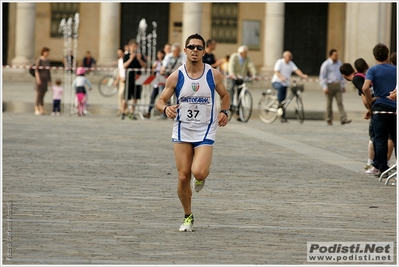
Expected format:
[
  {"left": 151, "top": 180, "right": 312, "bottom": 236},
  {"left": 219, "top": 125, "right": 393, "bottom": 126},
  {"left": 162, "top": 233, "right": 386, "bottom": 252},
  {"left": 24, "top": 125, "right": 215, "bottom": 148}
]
[
  {"left": 3, "top": 64, "right": 323, "bottom": 83},
  {"left": 3, "top": 65, "right": 127, "bottom": 71}
]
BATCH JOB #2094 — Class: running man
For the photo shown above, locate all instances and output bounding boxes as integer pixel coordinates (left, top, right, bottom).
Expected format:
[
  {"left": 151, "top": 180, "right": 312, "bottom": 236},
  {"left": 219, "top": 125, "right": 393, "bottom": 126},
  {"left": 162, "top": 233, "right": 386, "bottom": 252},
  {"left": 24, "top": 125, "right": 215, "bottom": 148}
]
[{"left": 155, "top": 33, "right": 230, "bottom": 232}]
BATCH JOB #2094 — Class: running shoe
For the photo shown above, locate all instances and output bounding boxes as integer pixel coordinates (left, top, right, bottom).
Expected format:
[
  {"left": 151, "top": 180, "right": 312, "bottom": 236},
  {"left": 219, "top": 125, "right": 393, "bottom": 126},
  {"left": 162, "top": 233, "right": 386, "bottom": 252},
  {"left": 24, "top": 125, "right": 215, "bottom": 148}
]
[
  {"left": 363, "top": 164, "right": 373, "bottom": 170},
  {"left": 192, "top": 178, "right": 205, "bottom": 192},
  {"left": 364, "top": 167, "right": 379, "bottom": 175},
  {"left": 179, "top": 214, "right": 194, "bottom": 232}
]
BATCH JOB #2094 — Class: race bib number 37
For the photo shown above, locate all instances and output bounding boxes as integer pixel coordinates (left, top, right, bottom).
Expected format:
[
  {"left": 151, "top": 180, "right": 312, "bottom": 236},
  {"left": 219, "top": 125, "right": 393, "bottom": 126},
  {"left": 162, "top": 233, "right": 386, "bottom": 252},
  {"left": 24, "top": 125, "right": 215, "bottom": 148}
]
[{"left": 180, "top": 104, "right": 207, "bottom": 123}]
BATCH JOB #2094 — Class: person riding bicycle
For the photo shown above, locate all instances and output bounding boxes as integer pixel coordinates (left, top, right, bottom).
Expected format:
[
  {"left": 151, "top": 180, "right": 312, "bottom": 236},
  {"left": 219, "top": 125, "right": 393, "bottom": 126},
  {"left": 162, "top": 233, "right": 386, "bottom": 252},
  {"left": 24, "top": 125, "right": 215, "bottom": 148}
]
[
  {"left": 228, "top": 45, "right": 258, "bottom": 121},
  {"left": 271, "top": 51, "right": 308, "bottom": 122}
]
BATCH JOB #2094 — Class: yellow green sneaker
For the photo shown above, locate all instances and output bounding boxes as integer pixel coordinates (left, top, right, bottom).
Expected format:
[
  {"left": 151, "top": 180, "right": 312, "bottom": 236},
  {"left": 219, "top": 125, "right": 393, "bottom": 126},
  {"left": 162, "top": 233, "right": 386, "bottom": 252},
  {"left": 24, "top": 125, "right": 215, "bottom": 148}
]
[
  {"left": 192, "top": 178, "right": 205, "bottom": 192},
  {"left": 179, "top": 214, "right": 194, "bottom": 232}
]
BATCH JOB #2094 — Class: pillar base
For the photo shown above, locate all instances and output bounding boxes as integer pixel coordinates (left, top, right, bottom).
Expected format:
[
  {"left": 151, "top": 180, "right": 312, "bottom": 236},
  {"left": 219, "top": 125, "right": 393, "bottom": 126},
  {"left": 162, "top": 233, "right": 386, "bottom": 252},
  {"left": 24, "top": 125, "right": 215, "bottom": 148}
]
[
  {"left": 11, "top": 56, "right": 34, "bottom": 66},
  {"left": 96, "top": 61, "right": 116, "bottom": 68},
  {"left": 259, "top": 66, "right": 275, "bottom": 79}
]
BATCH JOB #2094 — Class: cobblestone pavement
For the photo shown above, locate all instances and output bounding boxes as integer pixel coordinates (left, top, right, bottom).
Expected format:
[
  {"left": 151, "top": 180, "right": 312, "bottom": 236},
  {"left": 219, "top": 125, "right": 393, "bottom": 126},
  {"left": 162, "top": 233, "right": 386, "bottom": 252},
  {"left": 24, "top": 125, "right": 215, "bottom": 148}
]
[{"left": 2, "top": 113, "right": 396, "bottom": 265}]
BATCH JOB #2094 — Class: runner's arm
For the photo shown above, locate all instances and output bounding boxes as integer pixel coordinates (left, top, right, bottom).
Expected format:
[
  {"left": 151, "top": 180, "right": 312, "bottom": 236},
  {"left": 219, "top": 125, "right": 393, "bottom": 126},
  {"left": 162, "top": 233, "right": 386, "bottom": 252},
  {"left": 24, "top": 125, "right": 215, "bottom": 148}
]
[
  {"left": 156, "top": 71, "right": 179, "bottom": 119},
  {"left": 213, "top": 70, "right": 230, "bottom": 127}
]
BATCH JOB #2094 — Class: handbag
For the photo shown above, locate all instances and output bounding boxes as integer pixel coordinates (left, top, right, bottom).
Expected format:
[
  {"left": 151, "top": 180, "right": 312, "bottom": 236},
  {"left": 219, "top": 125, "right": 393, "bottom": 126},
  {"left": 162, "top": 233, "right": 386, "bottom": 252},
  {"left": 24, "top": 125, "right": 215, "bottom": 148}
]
[
  {"left": 29, "top": 65, "right": 36, "bottom": 77},
  {"left": 29, "top": 59, "right": 42, "bottom": 77}
]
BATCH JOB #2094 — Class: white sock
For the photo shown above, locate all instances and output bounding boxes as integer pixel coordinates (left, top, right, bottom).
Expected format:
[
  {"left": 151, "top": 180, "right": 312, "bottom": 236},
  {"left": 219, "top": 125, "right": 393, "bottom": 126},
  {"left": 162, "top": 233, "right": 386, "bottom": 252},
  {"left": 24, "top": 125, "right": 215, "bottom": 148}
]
[{"left": 367, "top": 158, "right": 373, "bottom": 165}]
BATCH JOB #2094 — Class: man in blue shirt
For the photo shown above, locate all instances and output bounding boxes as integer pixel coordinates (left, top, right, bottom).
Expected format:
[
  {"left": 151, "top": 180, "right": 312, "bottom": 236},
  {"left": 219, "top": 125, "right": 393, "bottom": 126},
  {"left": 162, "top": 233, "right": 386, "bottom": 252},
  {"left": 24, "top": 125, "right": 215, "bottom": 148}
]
[
  {"left": 362, "top": 43, "right": 397, "bottom": 176},
  {"left": 319, "top": 49, "right": 351, "bottom": 125}
]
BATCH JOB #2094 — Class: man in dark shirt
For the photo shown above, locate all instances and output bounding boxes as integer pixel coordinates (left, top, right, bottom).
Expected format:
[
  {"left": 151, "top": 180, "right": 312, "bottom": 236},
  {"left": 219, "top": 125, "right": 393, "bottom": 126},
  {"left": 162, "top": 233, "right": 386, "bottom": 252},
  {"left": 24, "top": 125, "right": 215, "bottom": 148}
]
[
  {"left": 202, "top": 39, "right": 223, "bottom": 69},
  {"left": 122, "top": 39, "right": 147, "bottom": 119},
  {"left": 82, "top": 50, "right": 96, "bottom": 73}
]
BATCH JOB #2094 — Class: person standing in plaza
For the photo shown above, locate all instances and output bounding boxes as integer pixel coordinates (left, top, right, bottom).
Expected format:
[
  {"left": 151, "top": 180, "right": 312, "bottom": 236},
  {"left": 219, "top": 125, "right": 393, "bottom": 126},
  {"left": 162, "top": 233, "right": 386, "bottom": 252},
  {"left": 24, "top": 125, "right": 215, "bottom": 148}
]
[
  {"left": 114, "top": 48, "right": 126, "bottom": 116},
  {"left": 362, "top": 43, "right": 397, "bottom": 177},
  {"left": 202, "top": 39, "right": 224, "bottom": 69},
  {"left": 228, "top": 45, "right": 257, "bottom": 121},
  {"left": 158, "top": 43, "right": 186, "bottom": 120},
  {"left": 122, "top": 39, "right": 147, "bottom": 120},
  {"left": 319, "top": 49, "right": 351, "bottom": 125},
  {"left": 155, "top": 33, "right": 230, "bottom": 232},
  {"left": 220, "top": 55, "right": 230, "bottom": 75},
  {"left": 82, "top": 50, "right": 96, "bottom": 74},
  {"left": 34, "top": 47, "right": 52, "bottom": 115},
  {"left": 271, "top": 51, "right": 308, "bottom": 122},
  {"left": 161, "top": 43, "right": 186, "bottom": 76},
  {"left": 51, "top": 79, "right": 64, "bottom": 116},
  {"left": 143, "top": 49, "right": 165, "bottom": 118}
]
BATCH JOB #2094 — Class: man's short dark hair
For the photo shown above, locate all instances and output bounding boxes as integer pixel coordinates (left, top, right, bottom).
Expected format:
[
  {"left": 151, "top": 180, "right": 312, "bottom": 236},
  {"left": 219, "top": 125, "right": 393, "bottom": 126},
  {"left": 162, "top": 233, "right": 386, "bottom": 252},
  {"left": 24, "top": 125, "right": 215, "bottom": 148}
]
[
  {"left": 339, "top": 63, "right": 355, "bottom": 76},
  {"left": 373, "top": 43, "right": 389, "bottom": 62},
  {"left": 185, "top": 33, "right": 205, "bottom": 48},
  {"left": 354, "top": 58, "right": 369, "bottom": 73},
  {"left": 206, "top": 39, "right": 215, "bottom": 47},
  {"left": 329, "top": 49, "right": 337, "bottom": 56}
]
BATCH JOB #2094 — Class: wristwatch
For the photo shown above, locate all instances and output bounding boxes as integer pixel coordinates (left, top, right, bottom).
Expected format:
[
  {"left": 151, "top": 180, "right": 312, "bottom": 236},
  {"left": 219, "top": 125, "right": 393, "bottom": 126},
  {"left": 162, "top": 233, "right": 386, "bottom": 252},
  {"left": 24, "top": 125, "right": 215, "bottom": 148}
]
[{"left": 220, "top": 110, "right": 228, "bottom": 117}]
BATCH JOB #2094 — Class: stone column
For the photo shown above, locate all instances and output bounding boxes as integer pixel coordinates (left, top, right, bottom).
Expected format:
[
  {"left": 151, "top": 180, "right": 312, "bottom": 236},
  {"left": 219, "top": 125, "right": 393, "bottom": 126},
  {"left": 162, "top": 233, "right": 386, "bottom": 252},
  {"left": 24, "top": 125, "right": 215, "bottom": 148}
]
[
  {"left": 182, "top": 3, "right": 202, "bottom": 46},
  {"left": 11, "top": 3, "right": 36, "bottom": 66},
  {"left": 344, "top": 3, "right": 392, "bottom": 65},
  {"left": 97, "top": 3, "right": 120, "bottom": 67},
  {"left": 261, "top": 3, "right": 285, "bottom": 76}
]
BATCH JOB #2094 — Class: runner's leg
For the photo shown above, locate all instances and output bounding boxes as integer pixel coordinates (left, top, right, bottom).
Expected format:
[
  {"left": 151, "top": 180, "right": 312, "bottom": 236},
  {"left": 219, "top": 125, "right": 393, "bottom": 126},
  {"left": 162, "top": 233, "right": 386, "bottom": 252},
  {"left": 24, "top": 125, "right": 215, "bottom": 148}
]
[
  {"left": 174, "top": 143, "right": 194, "bottom": 215},
  {"left": 191, "top": 145, "right": 213, "bottom": 181}
]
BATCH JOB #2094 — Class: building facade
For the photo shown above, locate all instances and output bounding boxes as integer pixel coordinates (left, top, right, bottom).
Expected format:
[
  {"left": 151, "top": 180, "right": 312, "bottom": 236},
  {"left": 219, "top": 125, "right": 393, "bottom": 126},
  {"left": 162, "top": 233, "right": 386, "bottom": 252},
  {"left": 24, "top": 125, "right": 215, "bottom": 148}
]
[{"left": 3, "top": 2, "right": 397, "bottom": 75}]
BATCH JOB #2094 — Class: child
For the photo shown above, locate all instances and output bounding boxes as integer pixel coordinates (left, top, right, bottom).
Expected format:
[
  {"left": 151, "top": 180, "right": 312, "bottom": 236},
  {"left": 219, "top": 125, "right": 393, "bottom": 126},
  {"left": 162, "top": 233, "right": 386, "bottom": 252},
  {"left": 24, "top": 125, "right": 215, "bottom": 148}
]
[
  {"left": 51, "top": 79, "right": 64, "bottom": 116},
  {"left": 72, "top": 67, "right": 92, "bottom": 116}
]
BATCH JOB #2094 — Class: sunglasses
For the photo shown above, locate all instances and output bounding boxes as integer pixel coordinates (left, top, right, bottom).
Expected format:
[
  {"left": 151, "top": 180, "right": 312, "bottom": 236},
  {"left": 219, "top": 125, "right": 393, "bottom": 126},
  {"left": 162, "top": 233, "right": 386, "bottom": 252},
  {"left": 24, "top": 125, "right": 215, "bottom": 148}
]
[{"left": 186, "top": 45, "right": 204, "bottom": 51}]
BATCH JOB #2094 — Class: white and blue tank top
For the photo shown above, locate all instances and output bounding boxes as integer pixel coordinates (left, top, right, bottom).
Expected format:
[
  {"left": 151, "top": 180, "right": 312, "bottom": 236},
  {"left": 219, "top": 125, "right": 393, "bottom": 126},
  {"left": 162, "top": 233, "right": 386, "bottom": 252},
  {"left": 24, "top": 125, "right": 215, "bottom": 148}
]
[{"left": 172, "top": 63, "right": 218, "bottom": 142}]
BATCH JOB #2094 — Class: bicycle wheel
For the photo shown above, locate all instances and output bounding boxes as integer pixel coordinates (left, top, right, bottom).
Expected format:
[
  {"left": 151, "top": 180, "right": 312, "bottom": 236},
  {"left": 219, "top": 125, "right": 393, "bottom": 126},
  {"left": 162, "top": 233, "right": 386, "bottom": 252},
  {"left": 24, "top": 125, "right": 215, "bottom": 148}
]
[
  {"left": 295, "top": 95, "right": 305, "bottom": 123},
  {"left": 98, "top": 75, "right": 118, "bottom": 97},
  {"left": 227, "top": 88, "right": 235, "bottom": 122},
  {"left": 258, "top": 94, "right": 279, "bottom": 123},
  {"left": 238, "top": 90, "right": 253, "bottom": 122}
]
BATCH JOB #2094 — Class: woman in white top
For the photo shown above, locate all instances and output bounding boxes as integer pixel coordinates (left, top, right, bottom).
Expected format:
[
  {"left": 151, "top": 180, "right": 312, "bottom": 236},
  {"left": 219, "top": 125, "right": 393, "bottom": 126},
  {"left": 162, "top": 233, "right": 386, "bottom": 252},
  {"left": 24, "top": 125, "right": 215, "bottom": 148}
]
[{"left": 156, "top": 33, "right": 230, "bottom": 232}]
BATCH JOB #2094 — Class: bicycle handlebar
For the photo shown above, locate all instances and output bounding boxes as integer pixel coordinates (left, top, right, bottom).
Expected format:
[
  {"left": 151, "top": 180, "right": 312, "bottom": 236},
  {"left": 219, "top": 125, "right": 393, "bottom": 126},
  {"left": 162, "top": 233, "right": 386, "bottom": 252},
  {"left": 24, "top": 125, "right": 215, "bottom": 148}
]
[{"left": 226, "top": 76, "right": 258, "bottom": 82}]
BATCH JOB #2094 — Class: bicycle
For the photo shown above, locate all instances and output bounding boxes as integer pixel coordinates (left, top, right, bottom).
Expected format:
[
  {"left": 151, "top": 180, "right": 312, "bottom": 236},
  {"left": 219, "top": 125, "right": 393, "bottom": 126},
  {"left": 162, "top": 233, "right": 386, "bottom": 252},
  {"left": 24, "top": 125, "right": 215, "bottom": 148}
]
[
  {"left": 227, "top": 77, "right": 254, "bottom": 122},
  {"left": 98, "top": 67, "right": 118, "bottom": 97},
  {"left": 258, "top": 78, "right": 305, "bottom": 123}
]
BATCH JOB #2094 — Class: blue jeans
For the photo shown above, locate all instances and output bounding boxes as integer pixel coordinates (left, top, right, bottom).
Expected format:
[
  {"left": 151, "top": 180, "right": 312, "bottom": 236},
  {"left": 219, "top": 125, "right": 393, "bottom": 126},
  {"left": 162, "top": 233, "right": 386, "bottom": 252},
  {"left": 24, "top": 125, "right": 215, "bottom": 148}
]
[
  {"left": 53, "top": 99, "right": 61, "bottom": 112},
  {"left": 372, "top": 104, "right": 397, "bottom": 172},
  {"left": 272, "top": 82, "right": 288, "bottom": 118}
]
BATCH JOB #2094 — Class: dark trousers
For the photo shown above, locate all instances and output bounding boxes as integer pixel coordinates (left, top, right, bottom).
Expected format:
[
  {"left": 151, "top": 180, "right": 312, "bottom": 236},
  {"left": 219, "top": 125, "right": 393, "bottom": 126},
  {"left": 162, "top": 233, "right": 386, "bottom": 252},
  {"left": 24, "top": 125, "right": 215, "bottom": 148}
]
[
  {"left": 148, "top": 85, "right": 164, "bottom": 113},
  {"left": 372, "top": 106, "right": 397, "bottom": 172},
  {"left": 53, "top": 99, "right": 61, "bottom": 112}
]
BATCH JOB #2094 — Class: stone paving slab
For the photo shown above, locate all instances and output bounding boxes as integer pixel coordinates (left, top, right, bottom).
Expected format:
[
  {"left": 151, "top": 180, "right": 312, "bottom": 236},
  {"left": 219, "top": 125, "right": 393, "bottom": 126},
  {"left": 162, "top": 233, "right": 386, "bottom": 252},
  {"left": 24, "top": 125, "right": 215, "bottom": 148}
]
[{"left": 2, "top": 113, "right": 396, "bottom": 265}]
